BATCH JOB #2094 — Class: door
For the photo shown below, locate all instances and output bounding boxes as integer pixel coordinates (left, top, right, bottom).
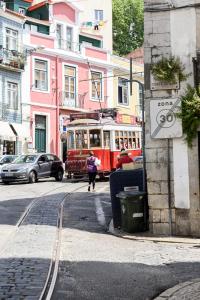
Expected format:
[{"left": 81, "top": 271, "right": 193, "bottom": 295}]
[
  {"left": 37, "top": 154, "right": 50, "bottom": 177},
  {"left": 35, "top": 115, "right": 46, "bottom": 153}
]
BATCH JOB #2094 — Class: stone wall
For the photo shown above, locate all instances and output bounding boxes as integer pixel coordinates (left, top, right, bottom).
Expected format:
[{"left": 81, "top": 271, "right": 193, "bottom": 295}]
[{"left": 144, "top": 0, "right": 200, "bottom": 236}]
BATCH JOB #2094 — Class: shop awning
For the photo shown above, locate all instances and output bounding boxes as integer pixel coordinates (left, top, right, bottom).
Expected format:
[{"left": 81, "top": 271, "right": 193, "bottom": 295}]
[
  {"left": 10, "top": 123, "right": 29, "bottom": 141},
  {"left": 0, "top": 121, "right": 16, "bottom": 141}
]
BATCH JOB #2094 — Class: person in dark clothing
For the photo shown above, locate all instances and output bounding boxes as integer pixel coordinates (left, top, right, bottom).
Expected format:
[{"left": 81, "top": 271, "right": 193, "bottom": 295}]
[{"left": 86, "top": 151, "right": 98, "bottom": 192}]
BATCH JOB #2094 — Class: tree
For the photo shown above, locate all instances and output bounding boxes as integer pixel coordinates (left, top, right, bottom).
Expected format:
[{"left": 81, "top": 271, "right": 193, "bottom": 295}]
[{"left": 112, "top": 0, "right": 144, "bottom": 56}]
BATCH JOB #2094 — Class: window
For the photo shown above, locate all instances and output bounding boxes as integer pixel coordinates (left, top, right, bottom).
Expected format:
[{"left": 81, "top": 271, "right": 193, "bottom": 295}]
[
  {"left": 138, "top": 84, "right": 143, "bottom": 113},
  {"left": 68, "top": 131, "right": 75, "bottom": 149},
  {"left": 19, "top": 7, "right": 26, "bottom": 15},
  {"left": 56, "top": 24, "right": 62, "bottom": 49},
  {"left": 91, "top": 71, "right": 102, "bottom": 100},
  {"left": 75, "top": 130, "right": 88, "bottom": 149},
  {"left": 7, "top": 82, "right": 18, "bottom": 110},
  {"left": 103, "top": 131, "right": 110, "bottom": 148},
  {"left": 89, "top": 129, "right": 101, "bottom": 147},
  {"left": 66, "top": 27, "right": 73, "bottom": 50},
  {"left": 31, "top": 24, "right": 38, "bottom": 32},
  {"left": 115, "top": 131, "right": 139, "bottom": 150},
  {"left": 6, "top": 28, "right": 18, "bottom": 51},
  {"left": 95, "top": 10, "right": 103, "bottom": 21},
  {"left": 34, "top": 59, "right": 48, "bottom": 91},
  {"left": 118, "top": 78, "right": 129, "bottom": 105},
  {"left": 64, "top": 66, "right": 76, "bottom": 100}
]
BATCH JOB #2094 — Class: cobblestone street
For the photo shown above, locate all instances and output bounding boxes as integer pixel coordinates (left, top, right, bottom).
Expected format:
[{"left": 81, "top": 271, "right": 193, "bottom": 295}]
[{"left": 0, "top": 179, "right": 200, "bottom": 299}]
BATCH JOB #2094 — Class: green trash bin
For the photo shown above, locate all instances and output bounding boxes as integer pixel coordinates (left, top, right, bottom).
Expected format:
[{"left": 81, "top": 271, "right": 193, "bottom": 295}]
[{"left": 117, "top": 191, "right": 147, "bottom": 233}]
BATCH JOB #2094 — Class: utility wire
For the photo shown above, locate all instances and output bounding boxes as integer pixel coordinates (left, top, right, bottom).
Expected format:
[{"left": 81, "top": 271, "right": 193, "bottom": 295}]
[{"left": 79, "top": 71, "right": 144, "bottom": 83}]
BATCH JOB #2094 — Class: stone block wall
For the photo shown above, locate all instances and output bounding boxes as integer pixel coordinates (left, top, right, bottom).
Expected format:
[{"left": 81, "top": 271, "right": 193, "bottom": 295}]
[{"left": 144, "top": 0, "right": 200, "bottom": 236}]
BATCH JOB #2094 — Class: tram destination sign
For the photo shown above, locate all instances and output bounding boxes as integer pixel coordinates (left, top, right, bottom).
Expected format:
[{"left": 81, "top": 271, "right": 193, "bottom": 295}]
[
  {"left": 70, "top": 112, "right": 100, "bottom": 122},
  {"left": 150, "top": 98, "right": 182, "bottom": 139}
]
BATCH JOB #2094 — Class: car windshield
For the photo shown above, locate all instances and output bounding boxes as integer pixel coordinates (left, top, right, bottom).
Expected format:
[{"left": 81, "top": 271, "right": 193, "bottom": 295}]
[{"left": 14, "top": 155, "right": 38, "bottom": 164}]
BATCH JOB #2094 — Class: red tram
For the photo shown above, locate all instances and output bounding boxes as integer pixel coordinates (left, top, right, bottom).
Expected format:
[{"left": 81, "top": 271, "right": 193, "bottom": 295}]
[{"left": 65, "top": 111, "right": 142, "bottom": 178}]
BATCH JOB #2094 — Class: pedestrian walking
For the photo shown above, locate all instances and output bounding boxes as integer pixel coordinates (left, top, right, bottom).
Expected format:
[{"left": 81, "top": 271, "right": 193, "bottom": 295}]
[{"left": 86, "top": 151, "right": 100, "bottom": 192}]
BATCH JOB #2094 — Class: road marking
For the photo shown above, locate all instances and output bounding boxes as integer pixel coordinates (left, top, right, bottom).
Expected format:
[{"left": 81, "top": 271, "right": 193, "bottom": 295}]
[{"left": 95, "top": 196, "right": 106, "bottom": 227}]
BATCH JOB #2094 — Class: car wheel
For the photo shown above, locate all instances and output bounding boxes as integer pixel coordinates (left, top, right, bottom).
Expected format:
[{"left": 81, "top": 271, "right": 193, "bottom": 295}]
[
  {"left": 29, "top": 171, "right": 36, "bottom": 184},
  {"left": 55, "top": 169, "right": 63, "bottom": 181}
]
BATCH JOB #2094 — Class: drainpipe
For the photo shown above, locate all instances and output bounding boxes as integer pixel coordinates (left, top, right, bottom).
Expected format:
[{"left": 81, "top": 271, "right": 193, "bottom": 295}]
[{"left": 56, "top": 55, "right": 59, "bottom": 156}]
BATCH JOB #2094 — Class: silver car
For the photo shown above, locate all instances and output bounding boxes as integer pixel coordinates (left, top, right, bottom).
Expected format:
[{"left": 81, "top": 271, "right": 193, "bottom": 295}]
[
  {"left": 0, "top": 155, "right": 18, "bottom": 177},
  {"left": 1, "top": 153, "right": 64, "bottom": 184}
]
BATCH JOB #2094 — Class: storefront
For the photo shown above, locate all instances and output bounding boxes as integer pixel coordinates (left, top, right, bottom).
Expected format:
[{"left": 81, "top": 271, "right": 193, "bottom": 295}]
[
  {"left": 0, "top": 121, "right": 16, "bottom": 155},
  {"left": 60, "top": 115, "right": 70, "bottom": 162}
]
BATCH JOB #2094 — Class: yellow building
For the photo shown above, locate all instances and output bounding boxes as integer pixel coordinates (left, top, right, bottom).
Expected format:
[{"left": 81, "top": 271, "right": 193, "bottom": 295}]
[{"left": 111, "top": 55, "right": 144, "bottom": 119}]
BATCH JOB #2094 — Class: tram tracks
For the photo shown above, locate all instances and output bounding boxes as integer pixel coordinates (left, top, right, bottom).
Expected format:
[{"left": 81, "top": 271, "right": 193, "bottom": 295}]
[
  {"left": 39, "top": 184, "right": 88, "bottom": 300},
  {"left": 0, "top": 182, "right": 88, "bottom": 299}
]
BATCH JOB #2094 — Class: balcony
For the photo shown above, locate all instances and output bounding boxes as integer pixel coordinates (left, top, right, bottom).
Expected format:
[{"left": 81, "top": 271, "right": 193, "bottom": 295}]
[
  {"left": 0, "top": 47, "right": 25, "bottom": 71},
  {"left": 59, "top": 91, "right": 86, "bottom": 109},
  {"left": 56, "top": 39, "right": 81, "bottom": 53}
]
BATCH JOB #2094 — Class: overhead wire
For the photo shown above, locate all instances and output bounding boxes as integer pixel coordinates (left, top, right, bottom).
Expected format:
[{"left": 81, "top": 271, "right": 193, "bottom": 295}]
[{"left": 79, "top": 71, "right": 144, "bottom": 83}]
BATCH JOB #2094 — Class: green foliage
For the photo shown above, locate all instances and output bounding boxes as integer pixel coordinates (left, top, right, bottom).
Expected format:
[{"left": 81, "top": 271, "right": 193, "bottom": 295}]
[
  {"left": 177, "top": 85, "right": 200, "bottom": 147},
  {"left": 112, "top": 0, "right": 144, "bottom": 56},
  {"left": 151, "top": 56, "right": 189, "bottom": 84}
]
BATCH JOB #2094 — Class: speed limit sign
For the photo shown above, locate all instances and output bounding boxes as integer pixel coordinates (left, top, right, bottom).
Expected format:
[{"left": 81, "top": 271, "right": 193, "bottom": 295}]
[{"left": 150, "top": 98, "right": 182, "bottom": 139}]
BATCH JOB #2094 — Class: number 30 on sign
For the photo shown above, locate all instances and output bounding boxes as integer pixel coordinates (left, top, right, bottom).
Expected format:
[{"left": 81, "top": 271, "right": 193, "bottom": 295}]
[{"left": 150, "top": 99, "right": 182, "bottom": 139}]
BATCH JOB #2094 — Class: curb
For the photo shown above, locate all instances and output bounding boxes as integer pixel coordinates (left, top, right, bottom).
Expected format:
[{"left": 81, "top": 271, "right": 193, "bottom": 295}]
[
  {"left": 154, "top": 278, "right": 200, "bottom": 299},
  {"left": 108, "top": 219, "right": 200, "bottom": 245}
]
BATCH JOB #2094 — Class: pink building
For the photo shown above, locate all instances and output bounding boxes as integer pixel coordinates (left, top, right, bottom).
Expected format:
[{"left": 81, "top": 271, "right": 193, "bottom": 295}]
[{"left": 23, "top": 0, "right": 113, "bottom": 160}]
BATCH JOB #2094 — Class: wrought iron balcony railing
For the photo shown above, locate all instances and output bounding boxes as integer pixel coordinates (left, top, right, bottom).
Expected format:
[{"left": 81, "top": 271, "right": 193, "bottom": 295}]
[
  {"left": 59, "top": 91, "right": 87, "bottom": 109},
  {"left": 0, "top": 47, "right": 25, "bottom": 70},
  {"left": 56, "top": 39, "right": 81, "bottom": 53}
]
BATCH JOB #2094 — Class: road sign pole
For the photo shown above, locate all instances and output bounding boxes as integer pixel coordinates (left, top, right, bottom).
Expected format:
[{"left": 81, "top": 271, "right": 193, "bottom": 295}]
[{"left": 167, "top": 138, "right": 172, "bottom": 235}]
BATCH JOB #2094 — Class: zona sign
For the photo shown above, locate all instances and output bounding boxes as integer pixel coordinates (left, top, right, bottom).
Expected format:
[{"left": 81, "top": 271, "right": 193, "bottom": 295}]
[{"left": 150, "top": 98, "right": 182, "bottom": 139}]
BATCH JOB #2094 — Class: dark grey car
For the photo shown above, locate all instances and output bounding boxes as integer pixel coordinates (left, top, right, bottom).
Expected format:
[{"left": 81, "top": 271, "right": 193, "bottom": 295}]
[{"left": 1, "top": 154, "right": 64, "bottom": 184}]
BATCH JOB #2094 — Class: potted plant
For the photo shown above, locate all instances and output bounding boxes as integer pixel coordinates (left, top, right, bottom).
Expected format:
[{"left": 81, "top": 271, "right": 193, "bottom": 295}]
[
  {"left": 151, "top": 56, "right": 189, "bottom": 84},
  {"left": 177, "top": 85, "right": 200, "bottom": 147}
]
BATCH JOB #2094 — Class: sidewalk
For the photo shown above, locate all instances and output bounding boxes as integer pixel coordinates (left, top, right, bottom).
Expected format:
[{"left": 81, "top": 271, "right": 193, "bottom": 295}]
[
  {"left": 109, "top": 219, "right": 200, "bottom": 299},
  {"left": 108, "top": 219, "right": 200, "bottom": 244}
]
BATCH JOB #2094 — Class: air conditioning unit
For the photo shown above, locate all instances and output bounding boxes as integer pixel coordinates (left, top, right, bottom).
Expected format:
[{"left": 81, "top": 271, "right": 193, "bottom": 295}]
[{"left": 0, "top": 1, "right": 6, "bottom": 11}]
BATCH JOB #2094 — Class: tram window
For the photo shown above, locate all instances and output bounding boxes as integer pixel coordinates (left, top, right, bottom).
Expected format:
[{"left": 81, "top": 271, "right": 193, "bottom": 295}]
[
  {"left": 103, "top": 131, "right": 110, "bottom": 148},
  {"left": 89, "top": 129, "right": 101, "bottom": 147},
  {"left": 68, "top": 131, "right": 75, "bottom": 149},
  {"left": 132, "top": 138, "right": 136, "bottom": 149},
  {"left": 128, "top": 138, "right": 132, "bottom": 148},
  {"left": 120, "top": 138, "right": 123, "bottom": 149},
  {"left": 124, "top": 138, "right": 128, "bottom": 149},
  {"left": 115, "top": 130, "right": 141, "bottom": 150},
  {"left": 115, "top": 131, "right": 119, "bottom": 149},
  {"left": 75, "top": 130, "right": 88, "bottom": 149}
]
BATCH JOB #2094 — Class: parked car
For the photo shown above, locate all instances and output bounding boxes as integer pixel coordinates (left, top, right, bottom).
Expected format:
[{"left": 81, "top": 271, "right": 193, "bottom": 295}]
[
  {"left": 133, "top": 156, "right": 143, "bottom": 163},
  {"left": 0, "top": 155, "right": 18, "bottom": 177},
  {"left": 1, "top": 153, "right": 64, "bottom": 184}
]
